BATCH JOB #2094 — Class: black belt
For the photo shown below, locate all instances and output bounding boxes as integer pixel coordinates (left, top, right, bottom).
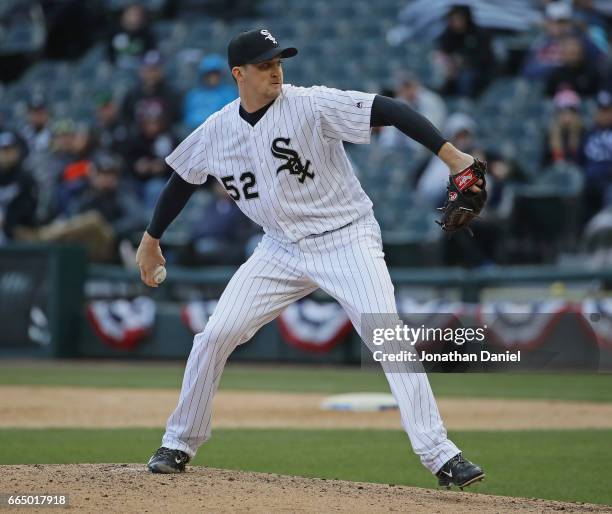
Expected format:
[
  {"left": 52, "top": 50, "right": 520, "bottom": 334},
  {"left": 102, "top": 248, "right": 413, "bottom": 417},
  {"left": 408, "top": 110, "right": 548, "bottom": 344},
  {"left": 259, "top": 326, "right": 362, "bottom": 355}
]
[{"left": 305, "top": 221, "right": 353, "bottom": 239}]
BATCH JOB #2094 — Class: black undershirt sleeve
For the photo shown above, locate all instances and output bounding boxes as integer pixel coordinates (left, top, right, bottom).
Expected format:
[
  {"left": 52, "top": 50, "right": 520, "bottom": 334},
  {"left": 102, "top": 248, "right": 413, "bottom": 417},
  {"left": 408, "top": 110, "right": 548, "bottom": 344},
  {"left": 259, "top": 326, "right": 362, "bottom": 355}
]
[
  {"left": 370, "top": 94, "right": 447, "bottom": 155},
  {"left": 146, "top": 172, "right": 199, "bottom": 239}
]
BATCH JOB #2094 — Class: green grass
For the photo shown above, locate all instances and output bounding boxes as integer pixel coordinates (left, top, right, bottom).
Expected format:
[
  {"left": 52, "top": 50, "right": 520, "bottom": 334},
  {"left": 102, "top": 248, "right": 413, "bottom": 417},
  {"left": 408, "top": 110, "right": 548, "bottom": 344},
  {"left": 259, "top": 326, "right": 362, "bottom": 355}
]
[
  {"left": 0, "top": 427, "right": 610, "bottom": 505},
  {"left": 1, "top": 362, "right": 612, "bottom": 402}
]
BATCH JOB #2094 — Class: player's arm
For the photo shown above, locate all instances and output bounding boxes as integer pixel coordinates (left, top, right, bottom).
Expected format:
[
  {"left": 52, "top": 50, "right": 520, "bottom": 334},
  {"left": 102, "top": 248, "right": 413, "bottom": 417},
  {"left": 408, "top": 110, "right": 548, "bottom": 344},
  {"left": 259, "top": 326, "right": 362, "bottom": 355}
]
[
  {"left": 370, "top": 95, "right": 478, "bottom": 187},
  {"left": 136, "top": 172, "right": 199, "bottom": 287}
]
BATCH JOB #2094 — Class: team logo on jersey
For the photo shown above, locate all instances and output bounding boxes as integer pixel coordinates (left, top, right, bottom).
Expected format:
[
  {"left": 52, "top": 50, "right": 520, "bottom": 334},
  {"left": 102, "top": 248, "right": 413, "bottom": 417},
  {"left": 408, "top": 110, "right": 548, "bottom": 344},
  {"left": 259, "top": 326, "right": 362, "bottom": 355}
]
[
  {"left": 260, "top": 29, "right": 277, "bottom": 44},
  {"left": 271, "top": 137, "right": 315, "bottom": 183}
]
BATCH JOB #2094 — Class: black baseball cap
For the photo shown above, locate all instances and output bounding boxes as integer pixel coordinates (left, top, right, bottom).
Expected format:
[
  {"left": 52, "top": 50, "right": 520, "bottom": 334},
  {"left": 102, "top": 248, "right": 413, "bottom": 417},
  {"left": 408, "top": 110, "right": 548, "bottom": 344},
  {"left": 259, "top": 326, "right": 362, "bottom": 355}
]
[{"left": 227, "top": 29, "right": 297, "bottom": 69}]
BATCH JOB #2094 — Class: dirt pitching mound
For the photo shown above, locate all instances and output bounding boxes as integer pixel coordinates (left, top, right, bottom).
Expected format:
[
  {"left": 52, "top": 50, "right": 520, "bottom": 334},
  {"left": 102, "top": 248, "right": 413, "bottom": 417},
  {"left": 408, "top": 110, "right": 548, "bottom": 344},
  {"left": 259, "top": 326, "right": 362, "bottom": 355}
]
[{"left": 0, "top": 464, "right": 608, "bottom": 513}]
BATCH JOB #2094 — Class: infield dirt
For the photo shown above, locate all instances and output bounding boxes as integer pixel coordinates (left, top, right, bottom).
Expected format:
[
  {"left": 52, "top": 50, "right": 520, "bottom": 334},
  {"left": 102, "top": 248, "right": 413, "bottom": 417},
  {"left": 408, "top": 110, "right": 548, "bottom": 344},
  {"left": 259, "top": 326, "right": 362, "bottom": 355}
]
[
  {"left": 1, "top": 464, "right": 611, "bottom": 514},
  {"left": 2, "top": 386, "right": 612, "bottom": 430}
]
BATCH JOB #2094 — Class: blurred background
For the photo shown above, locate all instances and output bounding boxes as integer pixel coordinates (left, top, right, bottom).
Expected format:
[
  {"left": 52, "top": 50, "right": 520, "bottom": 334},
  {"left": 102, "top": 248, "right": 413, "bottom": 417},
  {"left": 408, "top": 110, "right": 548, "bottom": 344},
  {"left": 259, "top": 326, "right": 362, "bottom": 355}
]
[{"left": 0, "top": 0, "right": 611, "bottom": 362}]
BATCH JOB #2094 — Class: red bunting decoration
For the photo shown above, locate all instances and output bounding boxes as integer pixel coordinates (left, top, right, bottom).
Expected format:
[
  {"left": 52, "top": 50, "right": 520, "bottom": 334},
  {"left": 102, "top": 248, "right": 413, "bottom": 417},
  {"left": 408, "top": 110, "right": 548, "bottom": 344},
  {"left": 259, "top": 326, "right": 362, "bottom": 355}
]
[
  {"left": 87, "top": 296, "right": 155, "bottom": 350},
  {"left": 277, "top": 299, "right": 353, "bottom": 353}
]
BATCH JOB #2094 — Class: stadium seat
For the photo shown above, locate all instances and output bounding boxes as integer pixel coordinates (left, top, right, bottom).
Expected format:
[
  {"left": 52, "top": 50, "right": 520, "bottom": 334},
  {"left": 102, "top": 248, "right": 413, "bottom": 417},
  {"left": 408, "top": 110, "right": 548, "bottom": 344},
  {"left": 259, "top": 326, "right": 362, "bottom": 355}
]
[
  {"left": 536, "top": 163, "right": 585, "bottom": 197},
  {"left": 0, "top": 0, "right": 22, "bottom": 18},
  {"left": 105, "top": 0, "right": 166, "bottom": 13}
]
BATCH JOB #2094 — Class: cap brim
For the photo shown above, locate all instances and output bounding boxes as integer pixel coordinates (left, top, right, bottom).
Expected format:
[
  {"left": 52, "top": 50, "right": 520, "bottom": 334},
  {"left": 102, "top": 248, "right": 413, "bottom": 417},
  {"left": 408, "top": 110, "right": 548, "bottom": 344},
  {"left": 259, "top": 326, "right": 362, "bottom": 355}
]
[{"left": 249, "top": 47, "right": 298, "bottom": 64}]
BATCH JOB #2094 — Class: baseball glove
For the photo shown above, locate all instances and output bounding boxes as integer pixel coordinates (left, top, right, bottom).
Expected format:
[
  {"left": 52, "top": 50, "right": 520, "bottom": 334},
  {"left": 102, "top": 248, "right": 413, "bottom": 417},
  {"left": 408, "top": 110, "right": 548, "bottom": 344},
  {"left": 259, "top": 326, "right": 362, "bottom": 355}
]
[{"left": 436, "top": 159, "right": 487, "bottom": 235}]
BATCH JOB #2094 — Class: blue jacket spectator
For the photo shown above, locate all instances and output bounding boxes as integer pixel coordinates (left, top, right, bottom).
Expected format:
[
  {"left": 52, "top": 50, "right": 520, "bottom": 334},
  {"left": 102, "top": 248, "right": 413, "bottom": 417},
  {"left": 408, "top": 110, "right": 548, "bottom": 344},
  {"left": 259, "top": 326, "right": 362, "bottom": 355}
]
[
  {"left": 582, "top": 90, "right": 612, "bottom": 222},
  {"left": 183, "top": 55, "right": 236, "bottom": 130},
  {"left": 522, "top": 2, "right": 603, "bottom": 81}
]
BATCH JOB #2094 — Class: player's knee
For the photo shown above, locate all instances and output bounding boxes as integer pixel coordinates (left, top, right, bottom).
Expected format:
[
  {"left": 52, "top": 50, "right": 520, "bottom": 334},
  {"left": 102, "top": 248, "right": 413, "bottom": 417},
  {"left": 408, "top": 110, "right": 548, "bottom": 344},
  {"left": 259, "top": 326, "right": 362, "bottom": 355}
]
[{"left": 196, "top": 321, "right": 241, "bottom": 351}]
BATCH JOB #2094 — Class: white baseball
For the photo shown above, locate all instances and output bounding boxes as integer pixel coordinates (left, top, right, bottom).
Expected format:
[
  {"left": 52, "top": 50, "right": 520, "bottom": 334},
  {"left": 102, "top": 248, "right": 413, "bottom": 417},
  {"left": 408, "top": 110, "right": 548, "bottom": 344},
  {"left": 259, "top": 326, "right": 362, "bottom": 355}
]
[{"left": 153, "top": 265, "right": 166, "bottom": 284}]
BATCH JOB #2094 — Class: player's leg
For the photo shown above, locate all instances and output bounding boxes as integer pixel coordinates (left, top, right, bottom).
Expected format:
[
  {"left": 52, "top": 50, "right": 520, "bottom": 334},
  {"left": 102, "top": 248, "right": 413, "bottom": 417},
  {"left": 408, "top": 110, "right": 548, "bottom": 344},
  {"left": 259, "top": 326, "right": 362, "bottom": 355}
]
[
  {"left": 301, "top": 215, "right": 461, "bottom": 474},
  {"left": 159, "top": 235, "right": 317, "bottom": 459}
]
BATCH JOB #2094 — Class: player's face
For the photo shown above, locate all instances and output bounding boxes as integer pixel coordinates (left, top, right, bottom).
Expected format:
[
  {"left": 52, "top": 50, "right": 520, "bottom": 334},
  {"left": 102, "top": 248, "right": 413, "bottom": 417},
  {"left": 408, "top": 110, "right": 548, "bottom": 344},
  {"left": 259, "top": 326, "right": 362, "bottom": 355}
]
[{"left": 242, "top": 57, "right": 283, "bottom": 100}]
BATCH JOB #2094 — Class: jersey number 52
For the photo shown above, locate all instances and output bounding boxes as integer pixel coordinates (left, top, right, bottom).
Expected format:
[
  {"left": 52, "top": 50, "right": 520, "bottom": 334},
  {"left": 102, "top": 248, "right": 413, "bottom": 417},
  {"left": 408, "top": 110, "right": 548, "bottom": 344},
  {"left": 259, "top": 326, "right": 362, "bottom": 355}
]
[{"left": 221, "top": 172, "right": 259, "bottom": 201}]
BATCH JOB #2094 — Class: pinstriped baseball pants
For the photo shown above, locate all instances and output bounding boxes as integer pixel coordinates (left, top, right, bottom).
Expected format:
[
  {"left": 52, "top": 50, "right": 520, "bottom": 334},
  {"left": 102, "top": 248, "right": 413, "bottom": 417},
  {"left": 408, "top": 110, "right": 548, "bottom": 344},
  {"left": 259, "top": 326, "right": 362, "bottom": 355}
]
[{"left": 162, "top": 212, "right": 460, "bottom": 473}]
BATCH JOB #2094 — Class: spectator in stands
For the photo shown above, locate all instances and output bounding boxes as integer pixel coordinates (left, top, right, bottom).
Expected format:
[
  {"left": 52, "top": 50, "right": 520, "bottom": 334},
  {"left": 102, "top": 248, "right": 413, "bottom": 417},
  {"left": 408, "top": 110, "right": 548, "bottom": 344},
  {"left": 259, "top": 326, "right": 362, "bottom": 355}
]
[
  {"left": 122, "top": 50, "right": 180, "bottom": 127},
  {"left": 46, "top": 119, "right": 77, "bottom": 191},
  {"left": 582, "top": 90, "right": 612, "bottom": 222},
  {"left": 545, "top": 35, "right": 602, "bottom": 97},
  {"left": 19, "top": 95, "right": 52, "bottom": 222},
  {"left": 64, "top": 152, "right": 145, "bottom": 244},
  {"left": 522, "top": 2, "right": 576, "bottom": 80},
  {"left": 19, "top": 94, "right": 52, "bottom": 156},
  {"left": 543, "top": 89, "right": 586, "bottom": 166},
  {"left": 183, "top": 54, "right": 236, "bottom": 130},
  {"left": 187, "top": 181, "right": 254, "bottom": 266},
  {"left": 17, "top": 153, "right": 144, "bottom": 262},
  {"left": 94, "top": 91, "right": 129, "bottom": 155},
  {"left": 522, "top": 2, "right": 605, "bottom": 81},
  {"left": 378, "top": 71, "right": 447, "bottom": 155},
  {"left": 125, "top": 101, "right": 175, "bottom": 210},
  {"left": 434, "top": 4, "right": 495, "bottom": 98},
  {"left": 0, "top": 131, "right": 37, "bottom": 244},
  {"left": 416, "top": 113, "right": 480, "bottom": 206},
  {"left": 32, "top": 119, "right": 76, "bottom": 223},
  {"left": 108, "top": 2, "right": 156, "bottom": 69},
  {"left": 53, "top": 122, "right": 98, "bottom": 218}
]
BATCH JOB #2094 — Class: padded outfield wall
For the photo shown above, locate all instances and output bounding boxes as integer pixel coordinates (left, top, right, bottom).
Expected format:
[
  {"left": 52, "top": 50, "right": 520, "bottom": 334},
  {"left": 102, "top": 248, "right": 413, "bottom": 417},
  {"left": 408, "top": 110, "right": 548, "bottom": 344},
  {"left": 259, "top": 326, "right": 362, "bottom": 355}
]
[{"left": 1, "top": 244, "right": 612, "bottom": 369}]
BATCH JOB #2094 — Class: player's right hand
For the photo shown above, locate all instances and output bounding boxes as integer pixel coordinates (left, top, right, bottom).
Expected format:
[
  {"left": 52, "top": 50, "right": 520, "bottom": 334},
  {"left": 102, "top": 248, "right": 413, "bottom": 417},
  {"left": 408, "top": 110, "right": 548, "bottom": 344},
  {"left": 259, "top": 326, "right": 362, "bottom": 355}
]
[{"left": 135, "top": 231, "right": 166, "bottom": 288}]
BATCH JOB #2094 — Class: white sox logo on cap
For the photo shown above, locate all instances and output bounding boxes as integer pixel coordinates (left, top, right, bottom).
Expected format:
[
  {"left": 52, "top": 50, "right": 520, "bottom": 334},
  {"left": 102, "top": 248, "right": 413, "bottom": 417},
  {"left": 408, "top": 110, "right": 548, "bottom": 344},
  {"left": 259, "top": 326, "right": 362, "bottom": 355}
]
[
  {"left": 260, "top": 29, "right": 277, "bottom": 44},
  {"left": 227, "top": 29, "right": 297, "bottom": 68}
]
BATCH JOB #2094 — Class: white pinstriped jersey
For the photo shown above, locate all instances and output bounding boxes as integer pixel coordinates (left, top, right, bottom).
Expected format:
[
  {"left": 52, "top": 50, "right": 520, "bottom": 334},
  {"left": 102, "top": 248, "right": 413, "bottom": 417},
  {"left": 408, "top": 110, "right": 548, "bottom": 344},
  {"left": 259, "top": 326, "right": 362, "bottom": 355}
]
[
  {"left": 166, "top": 84, "right": 376, "bottom": 241},
  {"left": 161, "top": 84, "right": 463, "bottom": 473}
]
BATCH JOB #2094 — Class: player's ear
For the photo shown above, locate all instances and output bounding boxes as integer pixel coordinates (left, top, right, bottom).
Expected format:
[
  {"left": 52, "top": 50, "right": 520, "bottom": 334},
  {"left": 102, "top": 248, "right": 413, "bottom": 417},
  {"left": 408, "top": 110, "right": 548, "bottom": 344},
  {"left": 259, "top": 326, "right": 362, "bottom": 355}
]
[{"left": 231, "top": 66, "right": 243, "bottom": 83}]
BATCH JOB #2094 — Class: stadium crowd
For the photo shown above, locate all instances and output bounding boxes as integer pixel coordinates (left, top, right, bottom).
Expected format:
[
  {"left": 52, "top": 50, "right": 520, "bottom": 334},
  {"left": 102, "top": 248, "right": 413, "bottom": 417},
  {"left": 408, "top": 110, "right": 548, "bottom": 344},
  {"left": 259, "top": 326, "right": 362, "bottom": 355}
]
[{"left": 0, "top": 0, "right": 611, "bottom": 268}]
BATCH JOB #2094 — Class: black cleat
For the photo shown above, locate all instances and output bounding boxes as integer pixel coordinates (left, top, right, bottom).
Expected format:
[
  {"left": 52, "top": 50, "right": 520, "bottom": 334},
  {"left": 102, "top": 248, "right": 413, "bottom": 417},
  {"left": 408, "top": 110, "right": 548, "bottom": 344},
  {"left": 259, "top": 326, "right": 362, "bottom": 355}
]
[
  {"left": 436, "top": 453, "right": 485, "bottom": 490},
  {"left": 147, "top": 447, "right": 190, "bottom": 473}
]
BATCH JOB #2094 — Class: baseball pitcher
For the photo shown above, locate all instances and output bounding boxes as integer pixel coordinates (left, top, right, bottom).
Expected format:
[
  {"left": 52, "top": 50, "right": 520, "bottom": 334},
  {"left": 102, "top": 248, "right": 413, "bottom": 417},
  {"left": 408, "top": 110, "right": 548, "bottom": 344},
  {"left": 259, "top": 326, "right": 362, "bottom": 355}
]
[{"left": 136, "top": 28, "right": 486, "bottom": 489}]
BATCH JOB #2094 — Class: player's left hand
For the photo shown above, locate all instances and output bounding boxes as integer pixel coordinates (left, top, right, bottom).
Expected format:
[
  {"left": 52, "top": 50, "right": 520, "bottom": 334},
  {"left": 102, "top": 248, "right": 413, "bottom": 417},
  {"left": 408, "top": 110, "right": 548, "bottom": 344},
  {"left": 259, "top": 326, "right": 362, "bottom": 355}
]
[
  {"left": 448, "top": 153, "right": 484, "bottom": 193},
  {"left": 436, "top": 158, "right": 488, "bottom": 235}
]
